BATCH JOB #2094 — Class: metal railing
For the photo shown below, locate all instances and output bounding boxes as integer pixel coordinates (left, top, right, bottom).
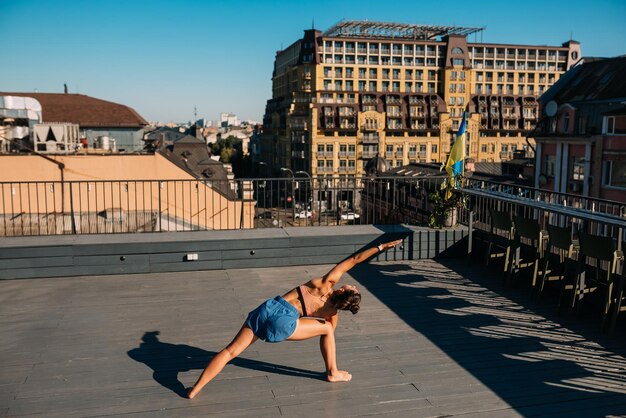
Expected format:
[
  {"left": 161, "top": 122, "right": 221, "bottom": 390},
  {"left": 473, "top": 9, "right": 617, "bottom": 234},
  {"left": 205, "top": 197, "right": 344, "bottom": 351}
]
[{"left": 2, "top": 177, "right": 624, "bottom": 240}]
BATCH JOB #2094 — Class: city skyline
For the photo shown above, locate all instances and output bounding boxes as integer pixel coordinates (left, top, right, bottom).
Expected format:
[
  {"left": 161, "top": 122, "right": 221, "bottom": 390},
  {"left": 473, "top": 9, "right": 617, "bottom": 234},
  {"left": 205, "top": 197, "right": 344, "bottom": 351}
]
[{"left": 1, "top": 0, "right": 625, "bottom": 123}]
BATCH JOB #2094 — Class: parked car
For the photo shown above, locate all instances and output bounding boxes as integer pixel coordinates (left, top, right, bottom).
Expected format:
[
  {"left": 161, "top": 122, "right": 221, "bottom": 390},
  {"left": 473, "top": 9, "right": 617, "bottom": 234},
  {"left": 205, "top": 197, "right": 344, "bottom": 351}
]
[
  {"left": 341, "top": 212, "right": 360, "bottom": 220},
  {"left": 254, "top": 211, "right": 273, "bottom": 219},
  {"left": 295, "top": 210, "right": 312, "bottom": 219}
]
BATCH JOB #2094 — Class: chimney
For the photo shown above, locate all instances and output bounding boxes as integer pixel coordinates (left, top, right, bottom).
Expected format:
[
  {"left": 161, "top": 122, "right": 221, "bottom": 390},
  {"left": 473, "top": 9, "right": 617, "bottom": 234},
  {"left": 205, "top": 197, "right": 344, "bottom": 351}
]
[{"left": 64, "top": 83, "right": 68, "bottom": 94}]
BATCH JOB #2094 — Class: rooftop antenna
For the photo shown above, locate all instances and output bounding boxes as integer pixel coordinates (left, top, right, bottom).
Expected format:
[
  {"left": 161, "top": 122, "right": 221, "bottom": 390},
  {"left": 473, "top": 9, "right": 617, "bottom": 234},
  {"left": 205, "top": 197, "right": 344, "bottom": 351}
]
[
  {"left": 194, "top": 105, "right": 198, "bottom": 122},
  {"left": 312, "top": 18, "right": 315, "bottom": 29},
  {"left": 64, "top": 83, "right": 68, "bottom": 94}
]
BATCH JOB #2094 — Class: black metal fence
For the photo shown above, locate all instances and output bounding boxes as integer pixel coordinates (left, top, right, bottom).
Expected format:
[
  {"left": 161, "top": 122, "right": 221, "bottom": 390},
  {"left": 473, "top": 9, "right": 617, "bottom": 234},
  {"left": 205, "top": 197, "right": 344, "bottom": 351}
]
[{"left": 1, "top": 177, "right": 624, "bottom": 239}]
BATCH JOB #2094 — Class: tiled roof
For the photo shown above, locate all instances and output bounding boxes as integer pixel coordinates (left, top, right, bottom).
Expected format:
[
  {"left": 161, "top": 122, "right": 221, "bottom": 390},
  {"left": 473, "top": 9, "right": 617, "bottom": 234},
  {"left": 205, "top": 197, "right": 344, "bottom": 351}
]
[
  {"left": 0, "top": 92, "right": 148, "bottom": 127},
  {"left": 158, "top": 141, "right": 236, "bottom": 199}
]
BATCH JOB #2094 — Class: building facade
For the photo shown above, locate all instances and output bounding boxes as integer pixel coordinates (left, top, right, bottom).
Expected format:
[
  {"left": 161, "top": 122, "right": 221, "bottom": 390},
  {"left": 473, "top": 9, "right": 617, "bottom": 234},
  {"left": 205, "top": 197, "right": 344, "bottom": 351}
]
[
  {"left": 534, "top": 56, "right": 626, "bottom": 203},
  {"left": 261, "top": 21, "right": 581, "bottom": 182},
  {"left": 0, "top": 92, "right": 148, "bottom": 152}
]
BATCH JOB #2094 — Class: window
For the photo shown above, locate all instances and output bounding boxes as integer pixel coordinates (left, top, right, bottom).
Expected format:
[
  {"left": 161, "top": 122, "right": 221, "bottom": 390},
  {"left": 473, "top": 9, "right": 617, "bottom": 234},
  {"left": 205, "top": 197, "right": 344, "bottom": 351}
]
[
  {"left": 481, "top": 144, "right": 487, "bottom": 153},
  {"left": 452, "top": 47, "right": 463, "bottom": 54},
  {"left": 561, "top": 113, "right": 570, "bottom": 133},
  {"left": 317, "top": 160, "right": 324, "bottom": 169},
  {"left": 453, "top": 58, "right": 464, "bottom": 66},
  {"left": 317, "top": 144, "right": 324, "bottom": 153},
  {"left": 605, "top": 116, "right": 615, "bottom": 134},
  {"left": 578, "top": 117, "right": 587, "bottom": 134},
  {"left": 431, "top": 144, "right": 437, "bottom": 153},
  {"left": 543, "top": 154, "right": 556, "bottom": 177},
  {"left": 571, "top": 157, "right": 585, "bottom": 181},
  {"left": 603, "top": 161, "right": 626, "bottom": 188}
]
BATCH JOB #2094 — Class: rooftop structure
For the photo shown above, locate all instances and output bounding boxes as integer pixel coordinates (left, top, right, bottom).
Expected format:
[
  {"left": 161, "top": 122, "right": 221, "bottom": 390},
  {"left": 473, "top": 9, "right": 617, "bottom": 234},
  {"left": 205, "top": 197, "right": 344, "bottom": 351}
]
[
  {"left": 0, "top": 92, "right": 148, "bottom": 152},
  {"left": 0, "top": 92, "right": 147, "bottom": 128},
  {"left": 323, "top": 20, "right": 485, "bottom": 40}
]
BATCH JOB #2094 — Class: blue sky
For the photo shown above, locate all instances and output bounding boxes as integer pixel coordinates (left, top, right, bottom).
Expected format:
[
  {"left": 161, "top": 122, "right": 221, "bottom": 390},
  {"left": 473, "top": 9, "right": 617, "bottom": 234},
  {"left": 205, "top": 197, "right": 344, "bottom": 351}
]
[{"left": 1, "top": 0, "right": 625, "bottom": 123}]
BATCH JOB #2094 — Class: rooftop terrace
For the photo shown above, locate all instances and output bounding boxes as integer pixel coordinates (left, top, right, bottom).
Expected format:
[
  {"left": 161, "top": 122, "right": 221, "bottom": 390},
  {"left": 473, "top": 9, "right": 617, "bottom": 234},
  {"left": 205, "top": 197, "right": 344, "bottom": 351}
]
[{"left": 2, "top": 256, "right": 626, "bottom": 417}]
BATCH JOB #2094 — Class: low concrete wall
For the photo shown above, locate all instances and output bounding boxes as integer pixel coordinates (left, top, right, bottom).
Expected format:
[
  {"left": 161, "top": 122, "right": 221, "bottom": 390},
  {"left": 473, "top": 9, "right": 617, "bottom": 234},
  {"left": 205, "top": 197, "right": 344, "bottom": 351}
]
[{"left": 0, "top": 225, "right": 468, "bottom": 280}]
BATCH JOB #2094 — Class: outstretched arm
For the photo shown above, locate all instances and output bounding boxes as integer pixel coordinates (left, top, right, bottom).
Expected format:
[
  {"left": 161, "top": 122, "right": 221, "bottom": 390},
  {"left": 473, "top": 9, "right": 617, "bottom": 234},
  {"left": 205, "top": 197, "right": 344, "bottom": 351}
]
[{"left": 322, "top": 239, "right": 402, "bottom": 287}]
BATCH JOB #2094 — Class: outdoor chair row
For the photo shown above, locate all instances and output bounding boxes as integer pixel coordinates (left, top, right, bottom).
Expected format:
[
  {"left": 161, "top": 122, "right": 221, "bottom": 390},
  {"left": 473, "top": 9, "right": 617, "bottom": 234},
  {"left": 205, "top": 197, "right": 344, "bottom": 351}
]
[{"left": 483, "top": 207, "right": 625, "bottom": 333}]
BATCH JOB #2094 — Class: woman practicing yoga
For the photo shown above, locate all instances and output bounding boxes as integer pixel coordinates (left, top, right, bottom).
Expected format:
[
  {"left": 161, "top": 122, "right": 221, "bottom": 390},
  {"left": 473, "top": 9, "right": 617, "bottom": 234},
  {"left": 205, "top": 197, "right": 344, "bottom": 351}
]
[{"left": 187, "top": 239, "right": 402, "bottom": 399}]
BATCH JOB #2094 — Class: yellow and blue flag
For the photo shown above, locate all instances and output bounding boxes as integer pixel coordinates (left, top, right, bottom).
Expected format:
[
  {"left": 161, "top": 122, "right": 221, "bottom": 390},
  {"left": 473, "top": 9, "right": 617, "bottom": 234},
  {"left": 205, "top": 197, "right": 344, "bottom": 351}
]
[{"left": 444, "top": 111, "right": 467, "bottom": 183}]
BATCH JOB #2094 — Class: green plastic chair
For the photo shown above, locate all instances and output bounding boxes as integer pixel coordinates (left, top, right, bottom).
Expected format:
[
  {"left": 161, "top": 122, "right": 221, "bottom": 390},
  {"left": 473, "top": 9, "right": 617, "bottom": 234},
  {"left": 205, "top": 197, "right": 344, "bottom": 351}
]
[
  {"left": 607, "top": 241, "right": 625, "bottom": 333},
  {"left": 484, "top": 208, "right": 515, "bottom": 277},
  {"left": 509, "top": 215, "right": 546, "bottom": 290},
  {"left": 535, "top": 224, "right": 577, "bottom": 304},
  {"left": 564, "top": 231, "right": 620, "bottom": 325}
]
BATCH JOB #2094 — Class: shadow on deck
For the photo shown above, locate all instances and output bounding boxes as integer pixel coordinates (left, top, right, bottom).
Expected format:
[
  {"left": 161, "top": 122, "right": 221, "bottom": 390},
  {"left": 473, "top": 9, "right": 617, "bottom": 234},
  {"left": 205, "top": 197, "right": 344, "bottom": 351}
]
[{"left": 349, "top": 257, "right": 626, "bottom": 417}]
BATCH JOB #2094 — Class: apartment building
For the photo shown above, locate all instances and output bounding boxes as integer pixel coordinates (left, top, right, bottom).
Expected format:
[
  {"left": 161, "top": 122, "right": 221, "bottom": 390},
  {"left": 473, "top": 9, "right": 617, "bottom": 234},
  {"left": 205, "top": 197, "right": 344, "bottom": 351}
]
[
  {"left": 261, "top": 20, "right": 581, "bottom": 183},
  {"left": 534, "top": 56, "right": 626, "bottom": 202}
]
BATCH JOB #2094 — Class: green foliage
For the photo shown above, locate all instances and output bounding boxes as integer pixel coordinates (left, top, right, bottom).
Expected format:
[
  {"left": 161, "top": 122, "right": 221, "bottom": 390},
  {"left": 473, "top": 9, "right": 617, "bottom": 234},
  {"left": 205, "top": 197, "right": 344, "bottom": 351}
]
[
  {"left": 428, "top": 176, "right": 467, "bottom": 228},
  {"left": 210, "top": 135, "right": 254, "bottom": 177},
  {"left": 211, "top": 135, "right": 242, "bottom": 164}
]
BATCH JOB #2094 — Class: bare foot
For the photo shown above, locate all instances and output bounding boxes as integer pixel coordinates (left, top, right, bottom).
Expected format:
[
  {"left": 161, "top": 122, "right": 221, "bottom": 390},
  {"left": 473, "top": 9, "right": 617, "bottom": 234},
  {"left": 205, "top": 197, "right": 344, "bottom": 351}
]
[
  {"left": 327, "top": 370, "right": 352, "bottom": 382},
  {"left": 187, "top": 388, "right": 196, "bottom": 399}
]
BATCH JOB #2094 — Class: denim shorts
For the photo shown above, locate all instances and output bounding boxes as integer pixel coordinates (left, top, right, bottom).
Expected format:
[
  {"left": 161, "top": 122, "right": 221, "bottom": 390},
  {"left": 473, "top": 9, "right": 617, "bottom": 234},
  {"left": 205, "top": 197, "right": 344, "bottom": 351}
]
[{"left": 246, "top": 296, "right": 299, "bottom": 343}]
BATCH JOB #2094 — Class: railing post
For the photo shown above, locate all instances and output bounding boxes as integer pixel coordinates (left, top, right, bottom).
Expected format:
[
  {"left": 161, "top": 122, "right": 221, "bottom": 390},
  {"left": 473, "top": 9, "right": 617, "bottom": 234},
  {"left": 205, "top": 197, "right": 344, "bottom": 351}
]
[
  {"left": 158, "top": 181, "right": 162, "bottom": 232},
  {"left": 69, "top": 181, "right": 77, "bottom": 234},
  {"left": 468, "top": 210, "right": 474, "bottom": 256}
]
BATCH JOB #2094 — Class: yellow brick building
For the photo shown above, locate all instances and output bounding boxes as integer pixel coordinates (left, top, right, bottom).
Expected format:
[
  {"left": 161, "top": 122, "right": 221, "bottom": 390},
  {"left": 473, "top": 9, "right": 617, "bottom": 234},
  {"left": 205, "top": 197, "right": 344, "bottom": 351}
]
[{"left": 261, "top": 21, "right": 581, "bottom": 180}]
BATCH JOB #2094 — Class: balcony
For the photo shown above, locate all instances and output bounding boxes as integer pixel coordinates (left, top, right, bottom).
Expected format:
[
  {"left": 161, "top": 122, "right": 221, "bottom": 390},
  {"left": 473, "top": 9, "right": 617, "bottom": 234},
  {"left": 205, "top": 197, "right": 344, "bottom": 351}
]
[
  {"left": 362, "top": 150, "right": 378, "bottom": 158},
  {"left": 362, "top": 134, "right": 380, "bottom": 144}
]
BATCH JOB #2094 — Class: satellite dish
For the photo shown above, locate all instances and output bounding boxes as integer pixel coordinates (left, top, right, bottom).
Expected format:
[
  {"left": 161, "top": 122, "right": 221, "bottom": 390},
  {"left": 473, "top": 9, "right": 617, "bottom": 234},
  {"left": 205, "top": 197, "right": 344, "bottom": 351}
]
[{"left": 545, "top": 100, "right": 558, "bottom": 117}]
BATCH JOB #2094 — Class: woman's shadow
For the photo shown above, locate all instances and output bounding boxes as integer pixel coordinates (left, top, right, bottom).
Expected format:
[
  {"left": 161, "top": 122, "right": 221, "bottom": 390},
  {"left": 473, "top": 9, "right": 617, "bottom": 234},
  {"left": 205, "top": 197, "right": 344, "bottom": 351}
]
[{"left": 128, "top": 331, "right": 325, "bottom": 398}]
